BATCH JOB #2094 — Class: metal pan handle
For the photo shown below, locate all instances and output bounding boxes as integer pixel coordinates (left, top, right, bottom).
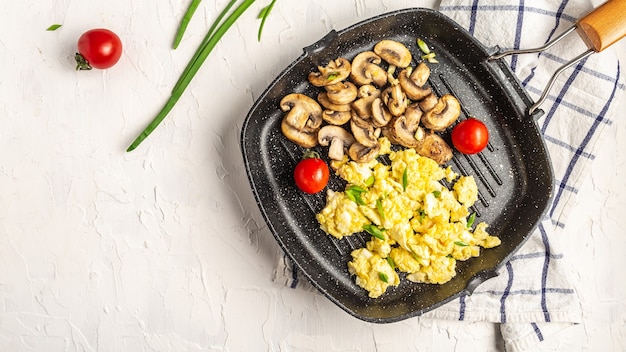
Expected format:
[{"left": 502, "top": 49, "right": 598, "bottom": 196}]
[{"left": 489, "top": 0, "right": 626, "bottom": 114}]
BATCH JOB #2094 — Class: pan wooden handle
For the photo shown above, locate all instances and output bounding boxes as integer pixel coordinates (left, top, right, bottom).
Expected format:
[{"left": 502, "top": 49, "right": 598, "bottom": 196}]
[{"left": 577, "top": 0, "right": 626, "bottom": 52}]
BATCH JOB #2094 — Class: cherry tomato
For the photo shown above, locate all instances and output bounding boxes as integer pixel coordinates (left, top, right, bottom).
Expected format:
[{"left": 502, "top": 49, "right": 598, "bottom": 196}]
[
  {"left": 294, "top": 151, "right": 330, "bottom": 194},
  {"left": 75, "top": 29, "right": 122, "bottom": 70},
  {"left": 451, "top": 118, "right": 489, "bottom": 154}
]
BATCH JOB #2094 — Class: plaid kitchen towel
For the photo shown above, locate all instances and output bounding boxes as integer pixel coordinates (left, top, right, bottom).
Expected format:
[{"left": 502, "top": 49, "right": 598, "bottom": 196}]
[{"left": 274, "top": 1, "right": 625, "bottom": 351}]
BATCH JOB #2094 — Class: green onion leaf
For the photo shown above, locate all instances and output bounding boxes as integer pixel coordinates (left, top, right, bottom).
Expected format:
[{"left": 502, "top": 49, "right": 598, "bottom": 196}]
[
  {"left": 365, "top": 175, "right": 375, "bottom": 187},
  {"left": 378, "top": 272, "right": 389, "bottom": 283},
  {"left": 257, "top": 0, "right": 276, "bottom": 41},
  {"left": 172, "top": 0, "right": 237, "bottom": 94},
  {"left": 402, "top": 168, "right": 408, "bottom": 191},
  {"left": 345, "top": 185, "right": 366, "bottom": 205},
  {"left": 455, "top": 241, "right": 469, "bottom": 247},
  {"left": 417, "top": 38, "right": 430, "bottom": 54},
  {"left": 418, "top": 209, "right": 426, "bottom": 223},
  {"left": 387, "top": 256, "right": 396, "bottom": 270},
  {"left": 127, "top": 0, "right": 255, "bottom": 152},
  {"left": 376, "top": 198, "right": 385, "bottom": 220},
  {"left": 347, "top": 185, "right": 367, "bottom": 193},
  {"left": 467, "top": 212, "right": 476, "bottom": 228},
  {"left": 410, "top": 250, "right": 422, "bottom": 262},
  {"left": 432, "top": 190, "right": 441, "bottom": 198},
  {"left": 46, "top": 24, "right": 62, "bottom": 31},
  {"left": 363, "top": 224, "right": 385, "bottom": 241},
  {"left": 326, "top": 72, "right": 339, "bottom": 81},
  {"left": 172, "top": 0, "right": 202, "bottom": 49}
]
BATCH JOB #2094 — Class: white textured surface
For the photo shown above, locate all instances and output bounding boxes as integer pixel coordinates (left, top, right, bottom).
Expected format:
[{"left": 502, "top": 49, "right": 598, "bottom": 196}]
[{"left": 0, "top": 1, "right": 624, "bottom": 351}]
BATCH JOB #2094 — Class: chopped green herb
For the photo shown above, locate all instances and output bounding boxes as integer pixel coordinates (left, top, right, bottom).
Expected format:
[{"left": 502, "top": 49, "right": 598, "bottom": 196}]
[
  {"left": 365, "top": 175, "right": 375, "bottom": 187},
  {"left": 402, "top": 168, "right": 408, "bottom": 191},
  {"left": 376, "top": 198, "right": 385, "bottom": 220},
  {"left": 386, "top": 256, "right": 396, "bottom": 270},
  {"left": 418, "top": 209, "right": 426, "bottom": 223},
  {"left": 432, "top": 190, "right": 441, "bottom": 198},
  {"left": 363, "top": 224, "right": 385, "bottom": 240},
  {"left": 257, "top": 0, "right": 276, "bottom": 41},
  {"left": 173, "top": 0, "right": 202, "bottom": 49},
  {"left": 346, "top": 185, "right": 366, "bottom": 205},
  {"left": 410, "top": 250, "right": 422, "bottom": 262},
  {"left": 454, "top": 241, "right": 469, "bottom": 247},
  {"left": 467, "top": 212, "right": 476, "bottom": 228},
  {"left": 347, "top": 185, "right": 367, "bottom": 193},
  {"left": 378, "top": 272, "right": 389, "bottom": 283},
  {"left": 422, "top": 52, "right": 439, "bottom": 64},
  {"left": 326, "top": 72, "right": 339, "bottom": 81},
  {"left": 417, "top": 38, "right": 430, "bottom": 54},
  {"left": 46, "top": 24, "right": 62, "bottom": 31}
]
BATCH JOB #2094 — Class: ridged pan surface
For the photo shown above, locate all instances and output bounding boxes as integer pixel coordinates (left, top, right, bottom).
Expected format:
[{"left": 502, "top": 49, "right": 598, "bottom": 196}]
[{"left": 240, "top": 8, "right": 554, "bottom": 323}]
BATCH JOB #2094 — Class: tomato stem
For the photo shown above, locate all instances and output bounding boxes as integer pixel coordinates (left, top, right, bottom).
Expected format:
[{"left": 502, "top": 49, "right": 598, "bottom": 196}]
[
  {"left": 74, "top": 53, "right": 92, "bottom": 71},
  {"left": 302, "top": 150, "right": 321, "bottom": 160}
]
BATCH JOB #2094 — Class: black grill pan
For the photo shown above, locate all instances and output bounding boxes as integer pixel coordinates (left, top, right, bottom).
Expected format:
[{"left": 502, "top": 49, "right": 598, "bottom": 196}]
[{"left": 240, "top": 8, "right": 554, "bottom": 323}]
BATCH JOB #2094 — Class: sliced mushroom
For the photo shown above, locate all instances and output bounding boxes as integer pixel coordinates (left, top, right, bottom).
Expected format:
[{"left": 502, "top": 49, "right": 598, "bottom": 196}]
[
  {"left": 384, "top": 103, "right": 423, "bottom": 148},
  {"left": 419, "top": 92, "right": 438, "bottom": 112},
  {"left": 349, "top": 142, "right": 380, "bottom": 163},
  {"left": 373, "top": 40, "right": 412, "bottom": 68},
  {"left": 351, "top": 85, "right": 381, "bottom": 118},
  {"left": 399, "top": 63, "right": 432, "bottom": 101},
  {"left": 318, "top": 125, "right": 355, "bottom": 161},
  {"left": 317, "top": 92, "right": 352, "bottom": 112},
  {"left": 350, "top": 113, "right": 378, "bottom": 147},
  {"left": 415, "top": 132, "right": 453, "bottom": 165},
  {"left": 371, "top": 97, "right": 392, "bottom": 127},
  {"left": 405, "top": 102, "right": 423, "bottom": 127},
  {"left": 308, "top": 58, "right": 351, "bottom": 87},
  {"left": 382, "top": 84, "right": 407, "bottom": 117},
  {"left": 421, "top": 94, "right": 461, "bottom": 131},
  {"left": 325, "top": 81, "right": 358, "bottom": 105},
  {"left": 280, "top": 93, "right": 323, "bottom": 148},
  {"left": 322, "top": 110, "right": 352, "bottom": 125},
  {"left": 350, "top": 51, "right": 388, "bottom": 87}
]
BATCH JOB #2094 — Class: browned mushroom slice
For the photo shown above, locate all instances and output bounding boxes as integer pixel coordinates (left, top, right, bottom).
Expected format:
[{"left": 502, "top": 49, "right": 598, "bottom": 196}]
[
  {"left": 348, "top": 142, "right": 380, "bottom": 163},
  {"left": 421, "top": 94, "right": 461, "bottom": 131},
  {"left": 325, "top": 81, "right": 358, "bottom": 105},
  {"left": 318, "top": 125, "right": 355, "bottom": 161},
  {"left": 385, "top": 103, "right": 423, "bottom": 147},
  {"left": 373, "top": 40, "right": 412, "bottom": 68},
  {"left": 350, "top": 113, "right": 378, "bottom": 147},
  {"left": 371, "top": 97, "right": 392, "bottom": 127},
  {"left": 322, "top": 110, "right": 352, "bottom": 125},
  {"left": 280, "top": 93, "right": 323, "bottom": 148},
  {"left": 382, "top": 84, "right": 407, "bottom": 117},
  {"left": 419, "top": 92, "right": 438, "bottom": 112},
  {"left": 308, "top": 58, "right": 351, "bottom": 87},
  {"left": 350, "top": 51, "right": 388, "bottom": 87},
  {"left": 415, "top": 132, "right": 453, "bottom": 165},
  {"left": 351, "top": 85, "right": 381, "bottom": 118},
  {"left": 399, "top": 63, "right": 432, "bottom": 101},
  {"left": 317, "top": 92, "right": 352, "bottom": 112}
]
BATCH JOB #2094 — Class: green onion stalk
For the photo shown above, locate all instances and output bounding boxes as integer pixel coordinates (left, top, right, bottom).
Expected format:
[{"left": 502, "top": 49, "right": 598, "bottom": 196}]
[{"left": 127, "top": 0, "right": 277, "bottom": 152}]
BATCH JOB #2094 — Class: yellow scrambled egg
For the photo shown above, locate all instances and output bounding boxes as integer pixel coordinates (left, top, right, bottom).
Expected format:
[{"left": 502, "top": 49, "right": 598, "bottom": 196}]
[{"left": 316, "top": 138, "right": 501, "bottom": 298}]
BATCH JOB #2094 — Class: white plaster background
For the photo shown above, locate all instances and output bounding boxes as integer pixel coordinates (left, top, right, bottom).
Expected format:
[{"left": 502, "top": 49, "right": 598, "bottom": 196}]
[{"left": 0, "top": 0, "right": 624, "bottom": 351}]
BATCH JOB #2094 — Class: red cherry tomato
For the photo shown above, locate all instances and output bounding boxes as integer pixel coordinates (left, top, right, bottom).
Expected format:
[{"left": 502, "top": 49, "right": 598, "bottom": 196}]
[
  {"left": 75, "top": 29, "right": 122, "bottom": 70},
  {"left": 451, "top": 118, "right": 489, "bottom": 154},
  {"left": 294, "top": 152, "right": 330, "bottom": 194}
]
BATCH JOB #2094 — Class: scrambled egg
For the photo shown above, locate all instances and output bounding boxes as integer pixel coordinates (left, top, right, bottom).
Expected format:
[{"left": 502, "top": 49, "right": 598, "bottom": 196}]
[{"left": 316, "top": 138, "right": 501, "bottom": 298}]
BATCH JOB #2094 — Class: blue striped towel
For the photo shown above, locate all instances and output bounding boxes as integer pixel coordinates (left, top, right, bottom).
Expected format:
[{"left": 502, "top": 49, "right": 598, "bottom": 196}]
[{"left": 274, "top": 1, "right": 625, "bottom": 350}]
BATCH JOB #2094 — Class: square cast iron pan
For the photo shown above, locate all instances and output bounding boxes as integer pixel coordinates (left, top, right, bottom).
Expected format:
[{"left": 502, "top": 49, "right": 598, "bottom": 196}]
[{"left": 240, "top": 8, "right": 554, "bottom": 323}]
